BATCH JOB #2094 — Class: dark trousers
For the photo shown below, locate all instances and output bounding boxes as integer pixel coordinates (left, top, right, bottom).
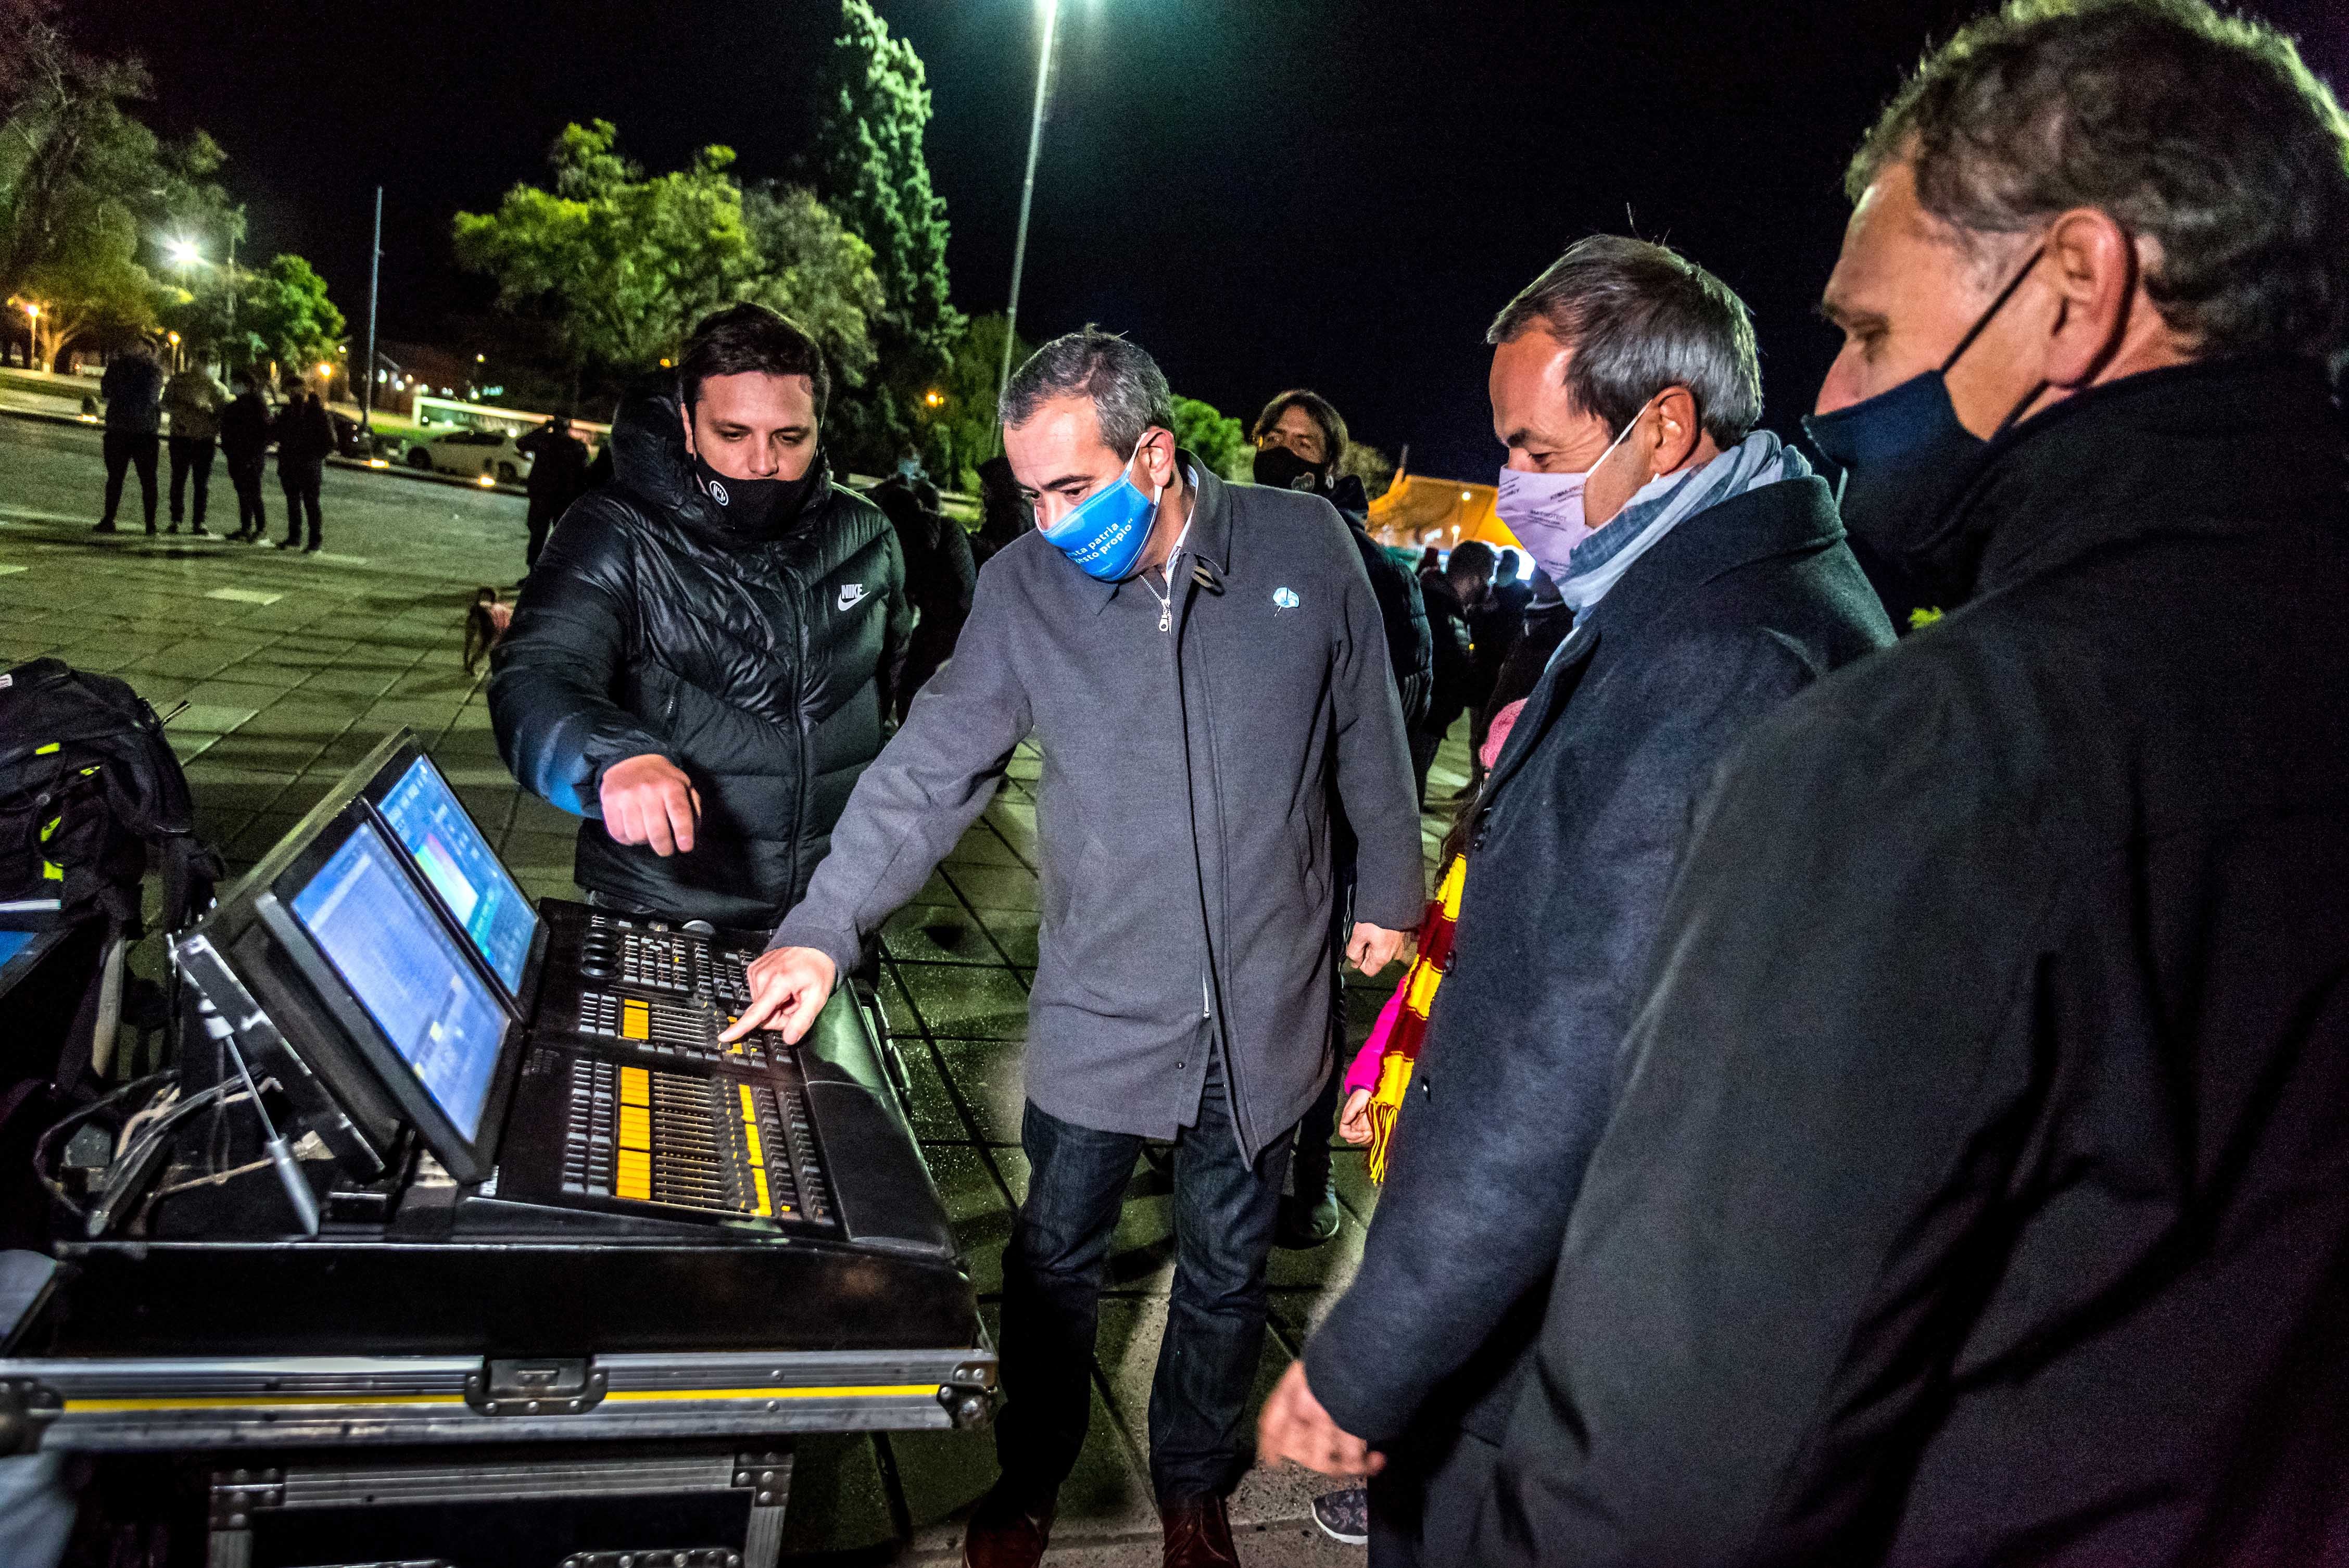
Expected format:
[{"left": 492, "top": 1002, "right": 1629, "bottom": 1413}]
[
  {"left": 1409, "top": 709, "right": 1462, "bottom": 807},
  {"left": 1290, "top": 874, "right": 1357, "bottom": 1202},
  {"left": 226, "top": 454, "right": 268, "bottom": 536},
  {"left": 525, "top": 494, "right": 563, "bottom": 569},
  {"left": 168, "top": 436, "right": 216, "bottom": 527},
  {"left": 279, "top": 458, "right": 323, "bottom": 546},
  {"left": 1367, "top": 1422, "right": 1502, "bottom": 1567},
  {"left": 996, "top": 1055, "right": 1294, "bottom": 1504},
  {"left": 100, "top": 432, "right": 158, "bottom": 529}
]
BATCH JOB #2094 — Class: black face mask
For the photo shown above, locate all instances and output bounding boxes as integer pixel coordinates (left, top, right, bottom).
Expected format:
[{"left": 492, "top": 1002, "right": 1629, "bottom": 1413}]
[
  {"left": 689, "top": 448, "right": 816, "bottom": 537},
  {"left": 1252, "top": 443, "right": 1328, "bottom": 494},
  {"left": 1802, "top": 246, "right": 2047, "bottom": 605}
]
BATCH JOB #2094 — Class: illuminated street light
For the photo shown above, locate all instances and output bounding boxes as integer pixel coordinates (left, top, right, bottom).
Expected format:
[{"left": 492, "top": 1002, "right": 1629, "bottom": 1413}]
[
  {"left": 996, "top": 0, "right": 1063, "bottom": 434},
  {"left": 924, "top": 389, "right": 945, "bottom": 408},
  {"left": 167, "top": 239, "right": 203, "bottom": 267}
]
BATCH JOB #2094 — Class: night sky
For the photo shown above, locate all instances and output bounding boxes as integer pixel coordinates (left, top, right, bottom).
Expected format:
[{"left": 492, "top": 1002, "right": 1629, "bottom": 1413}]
[{"left": 78, "top": 0, "right": 2349, "bottom": 479}]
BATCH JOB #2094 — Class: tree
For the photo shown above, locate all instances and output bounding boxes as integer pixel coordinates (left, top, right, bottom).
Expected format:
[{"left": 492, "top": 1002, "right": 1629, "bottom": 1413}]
[
  {"left": 741, "top": 182, "right": 884, "bottom": 388},
  {"left": 16, "top": 198, "right": 149, "bottom": 365},
  {"left": 812, "top": 0, "right": 959, "bottom": 368},
  {"left": 1342, "top": 440, "right": 1398, "bottom": 502},
  {"left": 457, "top": 121, "right": 761, "bottom": 395},
  {"left": 1, "top": 4, "right": 239, "bottom": 363},
  {"left": 456, "top": 122, "right": 879, "bottom": 408},
  {"left": 1171, "top": 395, "right": 1250, "bottom": 483},
  {"left": 237, "top": 254, "right": 345, "bottom": 377},
  {"left": 907, "top": 312, "right": 1030, "bottom": 490}
]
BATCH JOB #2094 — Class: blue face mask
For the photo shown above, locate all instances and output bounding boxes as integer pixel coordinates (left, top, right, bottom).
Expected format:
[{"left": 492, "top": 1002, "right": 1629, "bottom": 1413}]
[{"left": 1039, "top": 447, "right": 1163, "bottom": 581}]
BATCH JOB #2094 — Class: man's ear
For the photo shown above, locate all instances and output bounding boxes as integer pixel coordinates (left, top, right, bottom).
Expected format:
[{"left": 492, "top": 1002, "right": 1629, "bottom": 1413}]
[
  {"left": 1649, "top": 386, "right": 1703, "bottom": 475},
  {"left": 1136, "top": 426, "right": 1178, "bottom": 489},
  {"left": 2042, "top": 207, "right": 2138, "bottom": 390},
  {"left": 677, "top": 399, "right": 697, "bottom": 459}
]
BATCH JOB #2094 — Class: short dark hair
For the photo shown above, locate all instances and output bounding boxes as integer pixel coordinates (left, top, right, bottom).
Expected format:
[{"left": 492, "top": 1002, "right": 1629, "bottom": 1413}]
[
  {"left": 1851, "top": 0, "right": 2349, "bottom": 364},
  {"left": 1447, "top": 540, "right": 1498, "bottom": 583},
  {"left": 1251, "top": 389, "right": 1348, "bottom": 467},
  {"left": 677, "top": 302, "right": 830, "bottom": 420},
  {"left": 1487, "top": 235, "right": 1763, "bottom": 446},
  {"left": 1000, "top": 327, "right": 1173, "bottom": 458}
]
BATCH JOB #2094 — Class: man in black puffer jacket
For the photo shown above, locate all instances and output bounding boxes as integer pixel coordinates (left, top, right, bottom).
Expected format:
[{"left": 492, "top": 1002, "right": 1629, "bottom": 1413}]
[{"left": 490, "top": 305, "right": 910, "bottom": 928}]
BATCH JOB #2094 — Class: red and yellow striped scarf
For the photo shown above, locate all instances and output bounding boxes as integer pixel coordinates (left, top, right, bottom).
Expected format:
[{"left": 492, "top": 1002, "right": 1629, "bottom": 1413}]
[{"left": 1366, "top": 854, "right": 1465, "bottom": 1184}]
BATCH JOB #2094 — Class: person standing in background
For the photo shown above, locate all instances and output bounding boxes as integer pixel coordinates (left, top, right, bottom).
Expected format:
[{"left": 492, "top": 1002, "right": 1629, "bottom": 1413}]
[
  {"left": 872, "top": 476, "right": 978, "bottom": 721},
  {"left": 273, "top": 380, "right": 335, "bottom": 553},
  {"left": 1412, "top": 540, "right": 1493, "bottom": 804},
  {"left": 1251, "top": 386, "right": 1434, "bottom": 1251},
  {"left": 94, "top": 340, "right": 163, "bottom": 536},
  {"left": 969, "top": 453, "right": 1030, "bottom": 569},
  {"left": 1462, "top": 552, "right": 1531, "bottom": 795},
  {"left": 162, "top": 362, "right": 229, "bottom": 537},
  {"left": 515, "top": 414, "right": 592, "bottom": 577},
  {"left": 218, "top": 369, "right": 272, "bottom": 544}
]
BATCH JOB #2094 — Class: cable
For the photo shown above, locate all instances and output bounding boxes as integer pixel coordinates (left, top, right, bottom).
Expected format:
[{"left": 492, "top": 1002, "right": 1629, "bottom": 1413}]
[{"left": 30, "top": 1069, "right": 176, "bottom": 1225}]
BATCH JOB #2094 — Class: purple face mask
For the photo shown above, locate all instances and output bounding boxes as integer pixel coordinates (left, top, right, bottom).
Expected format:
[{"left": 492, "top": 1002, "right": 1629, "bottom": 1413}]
[{"left": 1492, "top": 402, "right": 1649, "bottom": 581}]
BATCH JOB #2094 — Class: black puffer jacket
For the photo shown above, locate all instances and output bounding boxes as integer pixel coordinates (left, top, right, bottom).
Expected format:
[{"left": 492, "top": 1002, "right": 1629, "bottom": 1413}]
[{"left": 490, "top": 383, "right": 910, "bottom": 927}]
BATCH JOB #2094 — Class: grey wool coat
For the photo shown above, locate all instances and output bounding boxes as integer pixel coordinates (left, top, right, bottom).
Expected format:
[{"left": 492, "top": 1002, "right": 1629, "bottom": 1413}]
[{"left": 770, "top": 459, "right": 1424, "bottom": 1161}]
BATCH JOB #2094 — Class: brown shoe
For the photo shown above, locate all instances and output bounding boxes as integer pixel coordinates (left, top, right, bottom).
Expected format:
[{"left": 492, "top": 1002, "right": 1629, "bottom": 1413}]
[
  {"left": 963, "top": 1484, "right": 1054, "bottom": 1568},
  {"left": 1161, "top": 1495, "right": 1242, "bottom": 1567}
]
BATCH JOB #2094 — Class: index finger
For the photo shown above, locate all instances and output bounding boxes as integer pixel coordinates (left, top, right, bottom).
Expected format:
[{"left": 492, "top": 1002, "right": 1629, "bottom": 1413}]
[{"left": 720, "top": 990, "right": 786, "bottom": 1042}]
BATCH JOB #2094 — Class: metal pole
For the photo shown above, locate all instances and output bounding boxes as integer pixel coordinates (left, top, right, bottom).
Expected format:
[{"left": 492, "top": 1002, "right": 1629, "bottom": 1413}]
[
  {"left": 995, "top": 0, "right": 1060, "bottom": 441},
  {"left": 361, "top": 186, "right": 382, "bottom": 432}
]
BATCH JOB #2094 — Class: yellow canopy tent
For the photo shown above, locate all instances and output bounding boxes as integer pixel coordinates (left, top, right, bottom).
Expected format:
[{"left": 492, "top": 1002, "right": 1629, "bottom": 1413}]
[{"left": 1366, "top": 470, "right": 1524, "bottom": 555}]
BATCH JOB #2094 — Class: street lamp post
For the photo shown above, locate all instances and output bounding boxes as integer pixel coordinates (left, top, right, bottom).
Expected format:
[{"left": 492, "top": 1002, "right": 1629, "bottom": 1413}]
[
  {"left": 995, "top": 0, "right": 1063, "bottom": 440},
  {"left": 361, "top": 187, "right": 383, "bottom": 434}
]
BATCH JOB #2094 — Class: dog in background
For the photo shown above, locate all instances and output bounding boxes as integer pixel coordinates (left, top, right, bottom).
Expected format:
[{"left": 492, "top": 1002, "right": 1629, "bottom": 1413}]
[{"left": 463, "top": 586, "right": 512, "bottom": 675}]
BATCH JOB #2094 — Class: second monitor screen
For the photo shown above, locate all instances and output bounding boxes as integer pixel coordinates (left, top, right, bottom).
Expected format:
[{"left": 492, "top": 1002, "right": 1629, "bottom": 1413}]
[{"left": 377, "top": 755, "right": 538, "bottom": 1000}]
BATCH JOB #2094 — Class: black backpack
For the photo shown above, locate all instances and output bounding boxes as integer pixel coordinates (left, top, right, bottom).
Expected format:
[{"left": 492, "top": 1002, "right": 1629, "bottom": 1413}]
[{"left": 0, "top": 657, "right": 222, "bottom": 1088}]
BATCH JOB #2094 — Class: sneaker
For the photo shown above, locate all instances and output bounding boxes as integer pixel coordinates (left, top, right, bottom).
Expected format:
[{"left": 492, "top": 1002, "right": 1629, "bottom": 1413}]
[
  {"left": 1276, "top": 1185, "right": 1341, "bottom": 1249},
  {"left": 166, "top": 522, "right": 179, "bottom": 534},
  {"left": 143, "top": 523, "right": 157, "bottom": 535},
  {"left": 1312, "top": 1486, "right": 1369, "bottom": 1547},
  {"left": 302, "top": 540, "right": 322, "bottom": 554},
  {"left": 92, "top": 522, "right": 117, "bottom": 534},
  {"left": 188, "top": 524, "right": 212, "bottom": 538}
]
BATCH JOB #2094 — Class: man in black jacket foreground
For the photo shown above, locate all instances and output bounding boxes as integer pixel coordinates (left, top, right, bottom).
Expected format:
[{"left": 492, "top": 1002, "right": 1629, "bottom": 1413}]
[
  {"left": 1250, "top": 386, "right": 1435, "bottom": 1249},
  {"left": 728, "top": 330, "right": 1422, "bottom": 1568},
  {"left": 1469, "top": 4, "right": 2349, "bottom": 1563},
  {"left": 490, "top": 305, "right": 909, "bottom": 928},
  {"left": 1260, "top": 236, "right": 1892, "bottom": 1562}
]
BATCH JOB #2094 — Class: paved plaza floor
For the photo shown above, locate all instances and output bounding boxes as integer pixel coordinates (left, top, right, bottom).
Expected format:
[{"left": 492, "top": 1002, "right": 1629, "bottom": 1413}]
[{"left": 1, "top": 414, "right": 1476, "bottom": 1563}]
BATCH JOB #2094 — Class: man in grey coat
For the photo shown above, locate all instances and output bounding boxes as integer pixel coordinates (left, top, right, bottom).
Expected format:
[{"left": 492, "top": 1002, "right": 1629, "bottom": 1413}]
[{"left": 728, "top": 328, "right": 1422, "bottom": 1568}]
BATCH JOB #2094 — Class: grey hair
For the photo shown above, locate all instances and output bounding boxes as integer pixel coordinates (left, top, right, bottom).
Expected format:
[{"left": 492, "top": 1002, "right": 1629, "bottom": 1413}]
[
  {"left": 1487, "top": 235, "right": 1763, "bottom": 446},
  {"left": 1850, "top": 0, "right": 2349, "bottom": 365},
  {"left": 999, "top": 327, "right": 1174, "bottom": 458}
]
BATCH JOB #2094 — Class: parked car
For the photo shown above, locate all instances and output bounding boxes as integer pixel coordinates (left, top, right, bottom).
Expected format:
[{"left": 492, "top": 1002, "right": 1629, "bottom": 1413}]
[
  {"left": 329, "top": 412, "right": 375, "bottom": 460},
  {"left": 401, "top": 428, "right": 532, "bottom": 483}
]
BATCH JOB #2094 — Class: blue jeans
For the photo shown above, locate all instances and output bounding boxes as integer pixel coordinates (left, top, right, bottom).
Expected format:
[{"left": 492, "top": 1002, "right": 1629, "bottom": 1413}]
[{"left": 996, "top": 1054, "right": 1294, "bottom": 1504}]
